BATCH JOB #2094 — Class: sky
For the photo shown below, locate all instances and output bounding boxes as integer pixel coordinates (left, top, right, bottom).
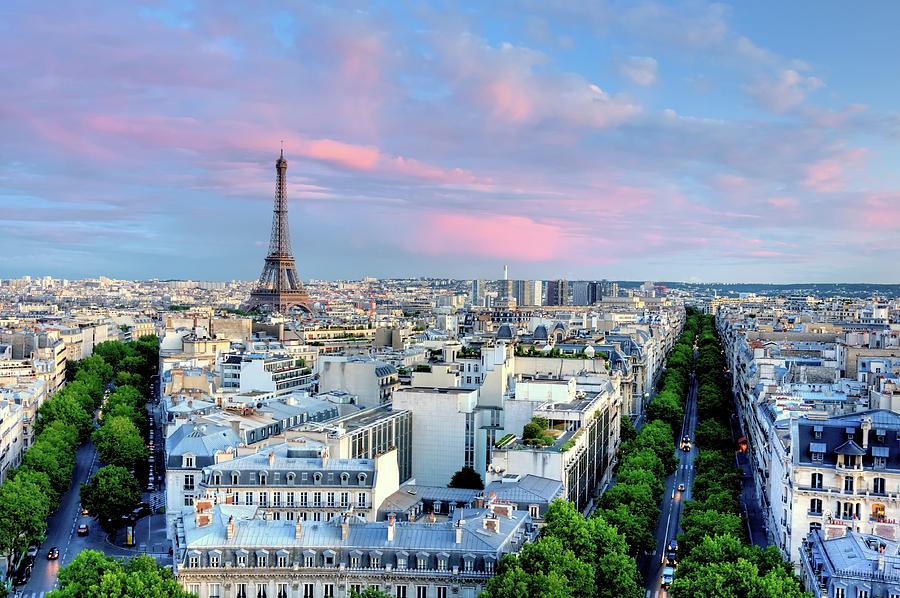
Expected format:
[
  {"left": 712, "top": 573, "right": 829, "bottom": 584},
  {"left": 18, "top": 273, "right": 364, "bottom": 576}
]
[{"left": 1, "top": 1, "right": 899, "bottom": 284}]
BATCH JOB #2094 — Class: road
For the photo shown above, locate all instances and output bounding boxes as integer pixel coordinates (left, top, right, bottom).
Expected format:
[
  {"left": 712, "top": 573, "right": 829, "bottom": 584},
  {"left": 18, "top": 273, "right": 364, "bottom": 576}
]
[
  {"left": 14, "top": 395, "right": 169, "bottom": 598},
  {"left": 642, "top": 373, "right": 699, "bottom": 598}
]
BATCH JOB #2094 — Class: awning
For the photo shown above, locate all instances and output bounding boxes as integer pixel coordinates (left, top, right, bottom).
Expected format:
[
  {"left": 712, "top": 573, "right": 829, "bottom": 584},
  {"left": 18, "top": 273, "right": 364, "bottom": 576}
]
[
  {"left": 810, "top": 442, "right": 827, "bottom": 453},
  {"left": 873, "top": 446, "right": 890, "bottom": 457}
]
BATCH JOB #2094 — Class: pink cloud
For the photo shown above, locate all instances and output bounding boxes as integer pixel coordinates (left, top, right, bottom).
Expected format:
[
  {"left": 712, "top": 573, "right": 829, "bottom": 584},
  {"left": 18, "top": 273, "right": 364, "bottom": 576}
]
[
  {"left": 858, "top": 193, "right": 900, "bottom": 230},
  {"left": 803, "top": 148, "right": 867, "bottom": 192},
  {"left": 414, "top": 212, "right": 566, "bottom": 261},
  {"left": 384, "top": 156, "right": 481, "bottom": 185},
  {"left": 299, "top": 138, "right": 380, "bottom": 171}
]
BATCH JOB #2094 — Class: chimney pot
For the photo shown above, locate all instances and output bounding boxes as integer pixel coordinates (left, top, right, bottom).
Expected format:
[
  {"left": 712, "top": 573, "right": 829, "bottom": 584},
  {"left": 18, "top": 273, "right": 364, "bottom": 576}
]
[
  {"left": 455, "top": 520, "right": 464, "bottom": 544},
  {"left": 268, "top": 452, "right": 275, "bottom": 466},
  {"left": 294, "top": 516, "right": 303, "bottom": 539},
  {"left": 226, "top": 515, "right": 236, "bottom": 540},
  {"left": 387, "top": 514, "right": 396, "bottom": 542}
]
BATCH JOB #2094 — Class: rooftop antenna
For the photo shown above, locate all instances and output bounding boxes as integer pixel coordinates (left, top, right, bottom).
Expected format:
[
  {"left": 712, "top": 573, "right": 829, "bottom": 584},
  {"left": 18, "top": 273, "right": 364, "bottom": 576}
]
[{"left": 280, "top": 139, "right": 284, "bottom": 158}]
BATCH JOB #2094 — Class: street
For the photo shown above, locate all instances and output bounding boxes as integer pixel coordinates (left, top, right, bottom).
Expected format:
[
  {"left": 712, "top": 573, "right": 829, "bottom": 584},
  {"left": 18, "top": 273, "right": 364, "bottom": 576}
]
[
  {"left": 641, "top": 374, "right": 699, "bottom": 598},
  {"left": 14, "top": 397, "right": 169, "bottom": 598}
]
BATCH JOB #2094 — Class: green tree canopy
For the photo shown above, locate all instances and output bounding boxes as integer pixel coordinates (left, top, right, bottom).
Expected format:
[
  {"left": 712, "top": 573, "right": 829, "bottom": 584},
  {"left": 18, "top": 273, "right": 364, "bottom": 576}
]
[
  {"left": 448, "top": 466, "right": 484, "bottom": 490},
  {"left": 80, "top": 465, "right": 141, "bottom": 529},
  {"left": 92, "top": 415, "right": 148, "bottom": 469}
]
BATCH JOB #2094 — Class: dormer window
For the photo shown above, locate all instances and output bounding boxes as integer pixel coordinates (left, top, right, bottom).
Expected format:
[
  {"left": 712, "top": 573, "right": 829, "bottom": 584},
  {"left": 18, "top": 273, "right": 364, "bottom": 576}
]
[
  {"left": 357, "top": 473, "right": 367, "bottom": 484},
  {"left": 313, "top": 473, "right": 322, "bottom": 484},
  {"left": 232, "top": 473, "right": 240, "bottom": 485},
  {"left": 287, "top": 473, "right": 296, "bottom": 484},
  {"left": 183, "top": 455, "right": 195, "bottom": 468},
  {"left": 213, "top": 473, "right": 221, "bottom": 486},
  {"left": 258, "top": 473, "right": 267, "bottom": 485},
  {"left": 341, "top": 472, "right": 350, "bottom": 485},
  {"left": 812, "top": 452, "right": 824, "bottom": 462}
]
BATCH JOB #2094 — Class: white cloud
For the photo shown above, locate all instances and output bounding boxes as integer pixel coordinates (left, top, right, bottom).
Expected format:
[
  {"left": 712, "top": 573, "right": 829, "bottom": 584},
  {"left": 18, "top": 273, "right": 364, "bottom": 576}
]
[
  {"left": 744, "top": 69, "right": 824, "bottom": 113},
  {"left": 619, "top": 56, "right": 658, "bottom": 86}
]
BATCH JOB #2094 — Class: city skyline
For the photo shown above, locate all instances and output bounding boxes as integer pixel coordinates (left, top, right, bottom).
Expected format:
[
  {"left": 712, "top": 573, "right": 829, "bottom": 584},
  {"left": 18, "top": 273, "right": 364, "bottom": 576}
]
[{"left": 2, "top": 2, "right": 900, "bottom": 283}]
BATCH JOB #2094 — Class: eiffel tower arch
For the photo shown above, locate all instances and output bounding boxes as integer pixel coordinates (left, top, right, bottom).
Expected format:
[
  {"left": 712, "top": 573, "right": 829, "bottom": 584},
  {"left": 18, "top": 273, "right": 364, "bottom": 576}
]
[{"left": 245, "top": 150, "right": 314, "bottom": 314}]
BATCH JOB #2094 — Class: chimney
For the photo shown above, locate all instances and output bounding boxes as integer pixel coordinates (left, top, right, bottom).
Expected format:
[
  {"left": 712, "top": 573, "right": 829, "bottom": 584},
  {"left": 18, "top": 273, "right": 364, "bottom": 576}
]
[
  {"left": 226, "top": 515, "right": 235, "bottom": 540},
  {"left": 268, "top": 452, "right": 276, "bottom": 467},
  {"left": 341, "top": 516, "right": 350, "bottom": 541},
  {"left": 321, "top": 447, "right": 329, "bottom": 468},
  {"left": 387, "top": 514, "right": 396, "bottom": 542},
  {"left": 483, "top": 515, "right": 500, "bottom": 534},
  {"left": 294, "top": 517, "right": 303, "bottom": 539},
  {"left": 455, "top": 519, "right": 464, "bottom": 544},
  {"left": 861, "top": 417, "right": 873, "bottom": 449}
]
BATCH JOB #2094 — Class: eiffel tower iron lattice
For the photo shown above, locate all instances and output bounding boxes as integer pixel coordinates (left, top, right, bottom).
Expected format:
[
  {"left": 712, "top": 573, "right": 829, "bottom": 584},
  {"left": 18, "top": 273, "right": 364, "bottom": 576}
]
[{"left": 245, "top": 150, "right": 314, "bottom": 314}]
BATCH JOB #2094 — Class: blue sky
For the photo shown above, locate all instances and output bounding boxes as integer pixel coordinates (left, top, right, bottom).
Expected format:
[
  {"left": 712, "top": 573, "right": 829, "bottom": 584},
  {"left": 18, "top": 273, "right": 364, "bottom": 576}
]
[{"left": 1, "top": 1, "right": 899, "bottom": 283}]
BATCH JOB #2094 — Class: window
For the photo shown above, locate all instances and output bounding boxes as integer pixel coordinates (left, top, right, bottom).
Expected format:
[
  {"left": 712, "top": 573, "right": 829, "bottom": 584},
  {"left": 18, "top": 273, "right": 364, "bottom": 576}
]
[
  {"left": 209, "top": 583, "right": 221, "bottom": 598},
  {"left": 327, "top": 492, "right": 335, "bottom": 507},
  {"left": 287, "top": 492, "right": 295, "bottom": 507},
  {"left": 351, "top": 555, "right": 360, "bottom": 568},
  {"left": 313, "top": 512, "right": 322, "bottom": 522},
  {"left": 256, "top": 584, "right": 268, "bottom": 598},
  {"left": 529, "top": 504, "right": 540, "bottom": 518},
  {"left": 189, "top": 584, "right": 200, "bottom": 595},
  {"left": 351, "top": 585, "right": 362, "bottom": 596},
  {"left": 257, "top": 554, "right": 267, "bottom": 567},
  {"left": 358, "top": 492, "right": 367, "bottom": 508},
  {"left": 416, "top": 587, "right": 428, "bottom": 598},
  {"left": 844, "top": 476, "right": 854, "bottom": 493},
  {"left": 464, "top": 558, "right": 473, "bottom": 572},
  {"left": 875, "top": 456, "right": 887, "bottom": 469},
  {"left": 259, "top": 492, "right": 268, "bottom": 506},
  {"left": 438, "top": 557, "right": 447, "bottom": 571},
  {"left": 437, "top": 588, "right": 448, "bottom": 598},
  {"left": 810, "top": 498, "right": 822, "bottom": 514},
  {"left": 188, "top": 555, "right": 199, "bottom": 568},
  {"left": 396, "top": 587, "right": 407, "bottom": 598},
  {"left": 246, "top": 493, "right": 254, "bottom": 506},
  {"left": 237, "top": 554, "right": 247, "bottom": 567},
  {"left": 371, "top": 556, "right": 381, "bottom": 568},
  {"left": 209, "top": 554, "right": 220, "bottom": 567},
  {"left": 273, "top": 492, "right": 282, "bottom": 507},
  {"left": 184, "top": 495, "right": 194, "bottom": 507},
  {"left": 486, "top": 559, "right": 495, "bottom": 574},
  {"left": 811, "top": 473, "right": 823, "bottom": 489},
  {"left": 184, "top": 474, "right": 195, "bottom": 491},
  {"left": 858, "top": 591, "right": 869, "bottom": 598},
  {"left": 324, "top": 584, "right": 334, "bottom": 598},
  {"left": 397, "top": 556, "right": 407, "bottom": 570},
  {"left": 213, "top": 473, "right": 221, "bottom": 485},
  {"left": 184, "top": 456, "right": 194, "bottom": 468},
  {"left": 259, "top": 473, "right": 267, "bottom": 485},
  {"left": 814, "top": 429, "right": 822, "bottom": 439},
  {"left": 237, "top": 583, "right": 248, "bottom": 598},
  {"left": 314, "top": 492, "right": 322, "bottom": 507},
  {"left": 341, "top": 492, "right": 349, "bottom": 508},
  {"left": 303, "top": 584, "right": 315, "bottom": 598},
  {"left": 277, "top": 584, "right": 289, "bottom": 598},
  {"left": 812, "top": 452, "right": 824, "bottom": 462},
  {"left": 418, "top": 555, "right": 428, "bottom": 570},
  {"left": 232, "top": 473, "right": 240, "bottom": 485},
  {"left": 874, "top": 477, "right": 886, "bottom": 495}
]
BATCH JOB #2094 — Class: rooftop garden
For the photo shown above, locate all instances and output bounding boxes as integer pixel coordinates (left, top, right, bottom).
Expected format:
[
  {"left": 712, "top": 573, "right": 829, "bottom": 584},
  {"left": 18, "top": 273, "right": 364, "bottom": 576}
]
[
  {"left": 457, "top": 346, "right": 481, "bottom": 358},
  {"left": 521, "top": 416, "right": 563, "bottom": 447},
  {"left": 514, "top": 344, "right": 607, "bottom": 360}
]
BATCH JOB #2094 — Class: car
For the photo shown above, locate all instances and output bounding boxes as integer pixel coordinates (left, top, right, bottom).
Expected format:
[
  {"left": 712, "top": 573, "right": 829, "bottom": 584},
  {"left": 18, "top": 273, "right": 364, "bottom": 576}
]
[
  {"left": 77, "top": 524, "right": 89, "bottom": 536},
  {"left": 80, "top": 505, "right": 90, "bottom": 516},
  {"left": 132, "top": 502, "right": 152, "bottom": 518},
  {"left": 662, "top": 566, "right": 675, "bottom": 588},
  {"left": 13, "top": 565, "right": 32, "bottom": 586},
  {"left": 677, "top": 483, "right": 686, "bottom": 492},
  {"left": 666, "top": 551, "right": 677, "bottom": 567},
  {"left": 26, "top": 545, "right": 39, "bottom": 558},
  {"left": 668, "top": 539, "right": 678, "bottom": 554},
  {"left": 47, "top": 546, "right": 60, "bottom": 560}
]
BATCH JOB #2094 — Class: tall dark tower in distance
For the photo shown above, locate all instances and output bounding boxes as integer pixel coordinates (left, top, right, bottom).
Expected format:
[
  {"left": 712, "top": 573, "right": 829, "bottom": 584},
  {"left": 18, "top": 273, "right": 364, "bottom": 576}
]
[{"left": 245, "top": 150, "right": 314, "bottom": 314}]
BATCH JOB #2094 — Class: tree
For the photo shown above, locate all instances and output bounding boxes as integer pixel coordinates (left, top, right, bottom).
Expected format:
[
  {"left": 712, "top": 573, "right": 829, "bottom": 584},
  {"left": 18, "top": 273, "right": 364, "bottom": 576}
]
[
  {"left": 596, "top": 504, "right": 655, "bottom": 555},
  {"left": 679, "top": 507, "right": 744, "bottom": 554},
  {"left": 50, "top": 552, "right": 193, "bottom": 598},
  {"left": 481, "top": 537, "right": 595, "bottom": 598},
  {"left": 620, "top": 416, "right": 637, "bottom": 443},
  {"left": 646, "top": 390, "right": 684, "bottom": 433},
  {"left": 92, "top": 415, "right": 148, "bottom": 468},
  {"left": 448, "top": 466, "right": 484, "bottom": 490},
  {"left": 351, "top": 589, "right": 393, "bottom": 598},
  {"left": 36, "top": 391, "right": 93, "bottom": 441},
  {"left": 81, "top": 466, "right": 141, "bottom": 529},
  {"left": 0, "top": 470, "right": 52, "bottom": 565}
]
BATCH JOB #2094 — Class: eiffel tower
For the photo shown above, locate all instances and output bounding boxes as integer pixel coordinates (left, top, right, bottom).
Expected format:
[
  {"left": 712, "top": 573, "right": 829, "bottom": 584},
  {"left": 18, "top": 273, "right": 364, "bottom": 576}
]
[{"left": 245, "top": 149, "right": 314, "bottom": 314}]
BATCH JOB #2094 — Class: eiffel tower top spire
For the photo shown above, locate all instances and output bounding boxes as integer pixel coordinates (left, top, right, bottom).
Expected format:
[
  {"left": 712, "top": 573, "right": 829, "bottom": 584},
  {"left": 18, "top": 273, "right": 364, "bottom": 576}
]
[{"left": 245, "top": 149, "right": 313, "bottom": 314}]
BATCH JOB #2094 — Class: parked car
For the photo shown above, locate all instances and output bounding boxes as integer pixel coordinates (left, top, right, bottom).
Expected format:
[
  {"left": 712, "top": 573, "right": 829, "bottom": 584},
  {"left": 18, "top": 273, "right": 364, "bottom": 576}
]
[
  {"left": 80, "top": 505, "right": 90, "bottom": 516},
  {"left": 13, "top": 564, "right": 32, "bottom": 586},
  {"left": 47, "top": 546, "right": 60, "bottom": 560},
  {"left": 77, "top": 524, "right": 90, "bottom": 536},
  {"left": 26, "top": 545, "right": 39, "bottom": 558},
  {"left": 677, "top": 483, "right": 686, "bottom": 492}
]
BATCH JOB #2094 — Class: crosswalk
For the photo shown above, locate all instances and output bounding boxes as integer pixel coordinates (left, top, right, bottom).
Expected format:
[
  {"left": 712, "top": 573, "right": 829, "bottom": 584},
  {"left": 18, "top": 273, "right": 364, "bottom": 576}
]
[{"left": 15, "top": 591, "right": 47, "bottom": 598}]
